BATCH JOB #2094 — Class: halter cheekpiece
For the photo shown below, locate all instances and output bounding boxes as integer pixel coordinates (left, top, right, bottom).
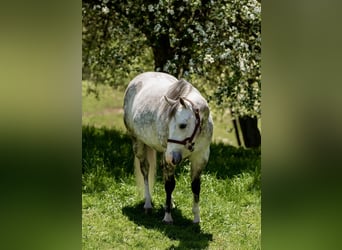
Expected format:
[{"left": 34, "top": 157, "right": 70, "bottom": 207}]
[{"left": 167, "top": 98, "right": 201, "bottom": 152}]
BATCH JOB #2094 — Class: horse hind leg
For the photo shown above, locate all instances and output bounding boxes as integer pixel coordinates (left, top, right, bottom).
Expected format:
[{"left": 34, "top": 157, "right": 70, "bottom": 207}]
[
  {"left": 134, "top": 156, "right": 153, "bottom": 212},
  {"left": 133, "top": 140, "right": 156, "bottom": 213}
]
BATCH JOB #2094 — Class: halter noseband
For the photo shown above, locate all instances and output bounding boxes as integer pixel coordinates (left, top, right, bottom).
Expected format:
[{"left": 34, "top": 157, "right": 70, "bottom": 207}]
[{"left": 167, "top": 98, "right": 201, "bottom": 152}]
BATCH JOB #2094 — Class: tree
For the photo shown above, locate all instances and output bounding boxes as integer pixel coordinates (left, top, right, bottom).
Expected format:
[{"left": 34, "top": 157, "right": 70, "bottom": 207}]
[
  {"left": 82, "top": 1, "right": 153, "bottom": 89},
  {"left": 196, "top": 0, "right": 261, "bottom": 147},
  {"left": 82, "top": 0, "right": 261, "bottom": 147}
]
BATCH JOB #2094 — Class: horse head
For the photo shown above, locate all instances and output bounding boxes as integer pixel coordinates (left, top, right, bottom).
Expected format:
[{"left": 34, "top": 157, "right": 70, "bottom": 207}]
[{"left": 164, "top": 96, "right": 201, "bottom": 166}]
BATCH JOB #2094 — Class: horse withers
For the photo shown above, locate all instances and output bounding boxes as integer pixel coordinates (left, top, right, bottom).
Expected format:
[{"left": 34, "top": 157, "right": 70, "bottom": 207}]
[{"left": 123, "top": 72, "right": 213, "bottom": 223}]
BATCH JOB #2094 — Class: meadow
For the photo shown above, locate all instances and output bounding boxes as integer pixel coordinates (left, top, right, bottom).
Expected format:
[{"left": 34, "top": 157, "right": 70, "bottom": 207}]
[{"left": 82, "top": 82, "right": 261, "bottom": 249}]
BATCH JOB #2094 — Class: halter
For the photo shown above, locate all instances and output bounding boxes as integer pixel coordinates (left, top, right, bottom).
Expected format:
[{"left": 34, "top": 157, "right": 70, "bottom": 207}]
[{"left": 167, "top": 98, "right": 201, "bottom": 152}]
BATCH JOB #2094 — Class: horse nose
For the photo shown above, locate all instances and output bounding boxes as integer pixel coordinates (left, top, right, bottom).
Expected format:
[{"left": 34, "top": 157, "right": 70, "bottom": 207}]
[{"left": 172, "top": 152, "right": 182, "bottom": 165}]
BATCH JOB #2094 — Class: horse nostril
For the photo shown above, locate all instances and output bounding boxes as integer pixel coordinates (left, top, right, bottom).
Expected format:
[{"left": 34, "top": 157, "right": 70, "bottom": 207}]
[{"left": 172, "top": 152, "right": 182, "bottom": 165}]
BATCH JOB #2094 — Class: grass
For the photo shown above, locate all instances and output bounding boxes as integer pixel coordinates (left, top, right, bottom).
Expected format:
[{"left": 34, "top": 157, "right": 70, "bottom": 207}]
[
  {"left": 82, "top": 81, "right": 126, "bottom": 130},
  {"left": 82, "top": 170, "right": 260, "bottom": 249},
  {"left": 82, "top": 81, "right": 261, "bottom": 249}
]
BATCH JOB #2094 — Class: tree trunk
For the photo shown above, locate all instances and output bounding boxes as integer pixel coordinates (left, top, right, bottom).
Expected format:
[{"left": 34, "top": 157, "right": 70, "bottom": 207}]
[
  {"left": 232, "top": 118, "right": 242, "bottom": 147},
  {"left": 238, "top": 116, "right": 261, "bottom": 148},
  {"left": 150, "top": 34, "right": 173, "bottom": 72}
]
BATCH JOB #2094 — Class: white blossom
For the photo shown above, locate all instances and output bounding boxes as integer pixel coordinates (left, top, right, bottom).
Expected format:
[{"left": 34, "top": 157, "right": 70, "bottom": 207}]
[
  {"left": 154, "top": 23, "right": 161, "bottom": 33},
  {"left": 167, "top": 8, "right": 174, "bottom": 15},
  {"left": 204, "top": 54, "right": 215, "bottom": 64},
  {"left": 101, "top": 6, "right": 109, "bottom": 14},
  {"left": 148, "top": 4, "right": 154, "bottom": 12}
]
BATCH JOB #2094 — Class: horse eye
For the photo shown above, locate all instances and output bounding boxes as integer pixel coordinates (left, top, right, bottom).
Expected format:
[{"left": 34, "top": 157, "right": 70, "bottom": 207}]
[{"left": 179, "top": 123, "right": 187, "bottom": 129}]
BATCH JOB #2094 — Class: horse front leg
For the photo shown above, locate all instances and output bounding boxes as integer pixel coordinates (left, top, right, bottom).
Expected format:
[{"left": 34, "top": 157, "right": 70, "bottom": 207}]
[
  {"left": 190, "top": 149, "right": 209, "bottom": 224},
  {"left": 162, "top": 163, "right": 175, "bottom": 223},
  {"left": 191, "top": 174, "right": 201, "bottom": 223}
]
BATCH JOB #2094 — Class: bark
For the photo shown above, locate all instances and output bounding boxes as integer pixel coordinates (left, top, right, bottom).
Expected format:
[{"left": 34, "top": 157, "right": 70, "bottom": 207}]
[
  {"left": 148, "top": 34, "right": 173, "bottom": 72},
  {"left": 238, "top": 116, "right": 261, "bottom": 148},
  {"left": 232, "top": 118, "right": 242, "bottom": 147}
]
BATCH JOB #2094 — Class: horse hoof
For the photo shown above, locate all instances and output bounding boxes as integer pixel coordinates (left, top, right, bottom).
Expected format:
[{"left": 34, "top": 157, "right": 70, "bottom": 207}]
[
  {"left": 193, "top": 219, "right": 200, "bottom": 224},
  {"left": 162, "top": 212, "right": 173, "bottom": 224}
]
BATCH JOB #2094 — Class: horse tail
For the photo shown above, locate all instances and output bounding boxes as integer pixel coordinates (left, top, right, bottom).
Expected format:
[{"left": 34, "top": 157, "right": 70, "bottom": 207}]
[{"left": 134, "top": 146, "right": 157, "bottom": 199}]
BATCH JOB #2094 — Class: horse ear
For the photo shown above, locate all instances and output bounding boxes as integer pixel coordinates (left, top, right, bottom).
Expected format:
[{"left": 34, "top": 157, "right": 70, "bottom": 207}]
[
  {"left": 164, "top": 96, "right": 177, "bottom": 106},
  {"left": 179, "top": 97, "right": 187, "bottom": 108}
]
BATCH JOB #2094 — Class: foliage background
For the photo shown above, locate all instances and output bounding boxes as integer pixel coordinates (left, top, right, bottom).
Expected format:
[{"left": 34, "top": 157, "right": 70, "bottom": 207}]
[{"left": 82, "top": 0, "right": 261, "bottom": 118}]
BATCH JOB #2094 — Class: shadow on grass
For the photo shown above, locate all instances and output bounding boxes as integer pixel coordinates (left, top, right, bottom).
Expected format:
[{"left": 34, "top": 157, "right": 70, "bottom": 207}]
[
  {"left": 122, "top": 202, "right": 213, "bottom": 249},
  {"left": 82, "top": 125, "right": 134, "bottom": 177},
  {"left": 82, "top": 125, "right": 260, "bottom": 192},
  {"left": 206, "top": 142, "right": 260, "bottom": 179}
]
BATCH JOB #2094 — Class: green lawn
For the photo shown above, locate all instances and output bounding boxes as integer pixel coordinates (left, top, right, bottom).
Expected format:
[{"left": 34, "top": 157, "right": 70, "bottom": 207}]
[
  {"left": 82, "top": 82, "right": 126, "bottom": 130},
  {"left": 82, "top": 171, "right": 260, "bottom": 249},
  {"left": 82, "top": 82, "right": 261, "bottom": 249}
]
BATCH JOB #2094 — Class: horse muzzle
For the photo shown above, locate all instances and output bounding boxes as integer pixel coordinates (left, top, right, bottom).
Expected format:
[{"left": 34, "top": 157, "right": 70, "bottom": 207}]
[{"left": 165, "top": 151, "right": 182, "bottom": 166}]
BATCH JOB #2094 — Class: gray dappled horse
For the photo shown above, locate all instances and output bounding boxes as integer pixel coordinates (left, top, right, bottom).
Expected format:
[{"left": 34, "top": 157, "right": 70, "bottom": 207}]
[{"left": 123, "top": 72, "right": 213, "bottom": 223}]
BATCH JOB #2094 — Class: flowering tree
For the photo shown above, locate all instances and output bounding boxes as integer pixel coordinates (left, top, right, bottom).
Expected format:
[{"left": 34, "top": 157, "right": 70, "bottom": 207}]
[
  {"left": 200, "top": 0, "right": 261, "bottom": 118},
  {"left": 82, "top": 1, "right": 153, "bottom": 89},
  {"left": 83, "top": 0, "right": 261, "bottom": 147}
]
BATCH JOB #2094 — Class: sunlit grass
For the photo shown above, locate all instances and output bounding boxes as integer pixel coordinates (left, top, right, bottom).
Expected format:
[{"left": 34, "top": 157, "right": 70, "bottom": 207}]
[
  {"left": 82, "top": 81, "right": 126, "bottom": 130},
  {"left": 82, "top": 81, "right": 261, "bottom": 249},
  {"left": 82, "top": 168, "right": 260, "bottom": 249}
]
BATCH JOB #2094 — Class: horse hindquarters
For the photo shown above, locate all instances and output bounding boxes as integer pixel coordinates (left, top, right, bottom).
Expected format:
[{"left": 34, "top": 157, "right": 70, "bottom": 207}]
[{"left": 132, "top": 139, "right": 156, "bottom": 213}]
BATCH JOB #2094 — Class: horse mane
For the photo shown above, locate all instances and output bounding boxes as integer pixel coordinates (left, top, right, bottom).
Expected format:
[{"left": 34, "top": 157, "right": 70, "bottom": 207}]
[
  {"left": 161, "top": 79, "right": 193, "bottom": 118},
  {"left": 166, "top": 79, "right": 193, "bottom": 100}
]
